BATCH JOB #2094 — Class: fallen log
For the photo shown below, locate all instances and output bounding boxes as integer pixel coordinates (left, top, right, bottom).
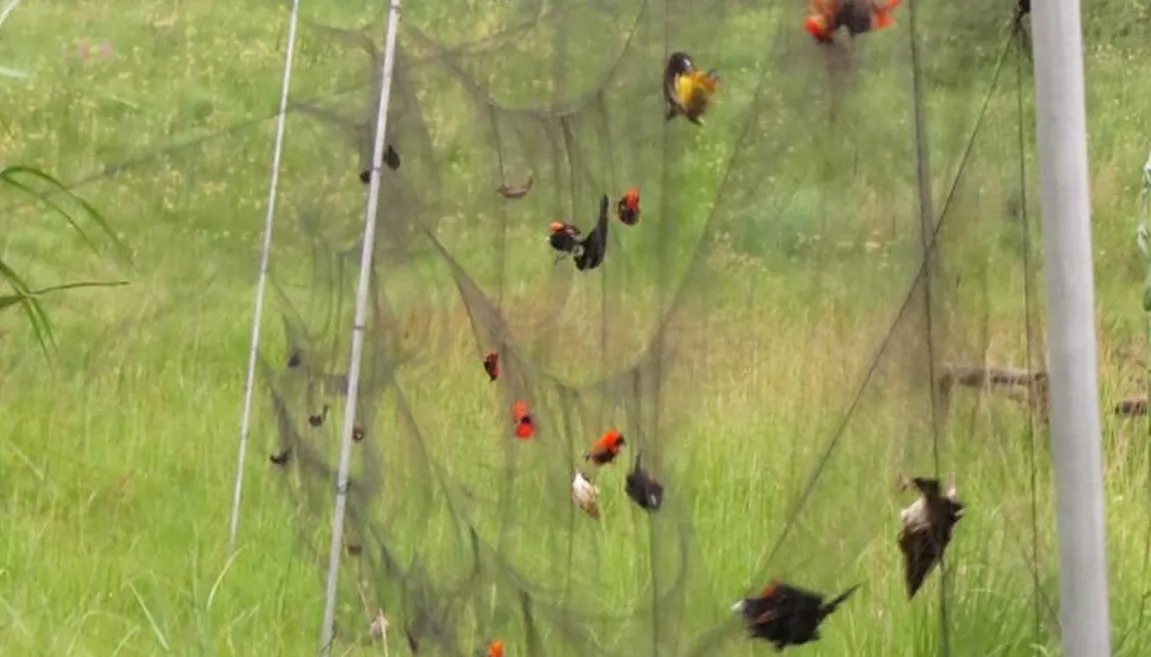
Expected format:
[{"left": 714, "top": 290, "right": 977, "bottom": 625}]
[
  {"left": 1114, "top": 396, "right": 1148, "bottom": 417},
  {"left": 940, "top": 363, "right": 1151, "bottom": 420},
  {"left": 937, "top": 363, "right": 1049, "bottom": 422}
]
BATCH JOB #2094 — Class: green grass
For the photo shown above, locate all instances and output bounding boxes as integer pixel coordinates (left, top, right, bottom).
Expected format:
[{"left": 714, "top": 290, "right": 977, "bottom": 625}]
[{"left": 3, "top": 0, "right": 1151, "bottom": 655}]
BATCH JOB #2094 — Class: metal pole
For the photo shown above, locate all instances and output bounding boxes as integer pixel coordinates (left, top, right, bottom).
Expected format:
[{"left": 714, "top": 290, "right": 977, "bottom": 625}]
[
  {"left": 1031, "top": 0, "right": 1113, "bottom": 655},
  {"left": 318, "top": 1, "right": 402, "bottom": 653},
  {"left": 228, "top": 0, "right": 304, "bottom": 551}
]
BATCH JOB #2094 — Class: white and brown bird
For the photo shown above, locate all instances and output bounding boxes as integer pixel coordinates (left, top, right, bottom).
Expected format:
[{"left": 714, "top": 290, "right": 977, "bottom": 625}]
[
  {"left": 896, "top": 472, "right": 965, "bottom": 599},
  {"left": 571, "top": 470, "right": 601, "bottom": 519},
  {"left": 369, "top": 608, "right": 389, "bottom": 640}
]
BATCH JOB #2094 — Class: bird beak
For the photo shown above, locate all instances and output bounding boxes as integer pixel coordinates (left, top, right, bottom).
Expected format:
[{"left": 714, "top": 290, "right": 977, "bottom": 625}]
[{"left": 730, "top": 600, "right": 746, "bottom": 613}]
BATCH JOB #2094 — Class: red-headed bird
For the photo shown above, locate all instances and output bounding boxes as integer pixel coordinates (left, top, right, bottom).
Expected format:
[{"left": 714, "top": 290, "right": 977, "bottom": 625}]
[
  {"left": 617, "top": 186, "right": 641, "bottom": 226},
  {"left": 547, "top": 221, "right": 582, "bottom": 262},
  {"left": 585, "top": 429, "right": 626, "bottom": 465},
  {"left": 547, "top": 196, "right": 611, "bottom": 272},
  {"left": 512, "top": 400, "right": 534, "bottom": 440},
  {"left": 805, "top": 0, "right": 902, "bottom": 44}
]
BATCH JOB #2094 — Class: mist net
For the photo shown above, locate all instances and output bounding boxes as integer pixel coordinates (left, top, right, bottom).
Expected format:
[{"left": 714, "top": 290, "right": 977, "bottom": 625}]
[{"left": 249, "top": 0, "right": 1059, "bottom": 654}]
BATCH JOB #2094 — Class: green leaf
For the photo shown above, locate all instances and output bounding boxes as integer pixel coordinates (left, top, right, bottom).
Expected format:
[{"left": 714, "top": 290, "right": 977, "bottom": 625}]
[
  {"left": 0, "top": 280, "right": 129, "bottom": 310},
  {"left": 0, "top": 163, "right": 132, "bottom": 360},
  {"left": 0, "top": 164, "right": 133, "bottom": 266},
  {"left": 0, "top": 257, "right": 56, "bottom": 356}
]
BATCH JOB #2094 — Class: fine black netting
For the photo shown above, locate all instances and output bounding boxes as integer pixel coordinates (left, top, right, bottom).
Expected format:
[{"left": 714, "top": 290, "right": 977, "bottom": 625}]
[
  {"left": 243, "top": 1, "right": 1061, "bottom": 655},
  {"left": 1, "top": 0, "right": 1077, "bottom": 654}
]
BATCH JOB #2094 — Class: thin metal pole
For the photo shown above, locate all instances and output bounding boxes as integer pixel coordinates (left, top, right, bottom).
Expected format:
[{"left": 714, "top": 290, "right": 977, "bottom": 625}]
[
  {"left": 1031, "top": 0, "right": 1113, "bottom": 654},
  {"left": 319, "top": 1, "right": 402, "bottom": 653},
  {"left": 228, "top": 0, "right": 304, "bottom": 551}
]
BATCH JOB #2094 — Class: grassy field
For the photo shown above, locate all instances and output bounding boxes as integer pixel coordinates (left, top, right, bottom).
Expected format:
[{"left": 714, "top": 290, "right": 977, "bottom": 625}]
[{"left": 3, "top": 0, "right": 1151, "bottom": 655}]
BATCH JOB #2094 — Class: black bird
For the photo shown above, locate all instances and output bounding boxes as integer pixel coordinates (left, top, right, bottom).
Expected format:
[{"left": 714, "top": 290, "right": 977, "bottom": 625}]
[
  {"left": 269, "top": 448, "right": 291, "bottom": 466},
  {"left": 573, "top": 195, "right": 610, "bottom": 272},
  {"left": 625, "top": 451, "right": 664, "bottom": 512},
  {"left": 733, "top": 581, "right": 858, "bottom": 650},
  {"left": 359, "top": 144, "right": 401, "bottom": 183},
  {"left": 1012, "top": 0, "right": 1033, "bottom": 59},
  {"left": 308, "top": 404, "right": 330, "bottom": 427}
]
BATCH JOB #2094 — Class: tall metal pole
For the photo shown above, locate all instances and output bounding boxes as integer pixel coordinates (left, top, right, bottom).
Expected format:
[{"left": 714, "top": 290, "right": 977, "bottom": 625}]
[
  {"left": 1031, "top": 0, "right": 1113, "bottom": 655},
  {"left": 228, "top": 0, "right": 304, "bottom": 551},
  {"left": 318, "top": 1, "right": 402, "bottom": 653}
]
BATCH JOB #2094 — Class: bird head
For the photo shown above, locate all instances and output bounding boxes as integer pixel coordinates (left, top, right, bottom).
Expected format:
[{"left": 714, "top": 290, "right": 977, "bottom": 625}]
[
  {"left": 805, "top": 14, "right": 834, "bottom": 42},
  {"left": 665, "top": 51, "right": 696, "bottom": 77},
  {"left": 623, "top": 186, "right": 640, "bottom": 209}
]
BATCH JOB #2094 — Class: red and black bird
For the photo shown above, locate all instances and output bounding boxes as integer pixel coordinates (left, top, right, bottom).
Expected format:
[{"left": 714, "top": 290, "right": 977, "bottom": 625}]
[
  {"left": 547, "top": 195, "right": 611, "bottom": 271},
  {"left": 512, "top": 400, "right": 534, "bottom": 440},
  {"left": 482, "top": 351, "right": 499, "bottom": 382},
  {"left": 547, "top": 221, "right": 582, "bottom": 260},
  {"left": 616, "top": 187, "right": 640, "bottom": 226},
  {"left": 585, "top": 429, "right": 625, "bottom": 465},
  {"left": 804, "top": 0, "right": 902, "bottom": 44},
  {"left": 733, "top": 580, "right": 858, "bottom": 650}
]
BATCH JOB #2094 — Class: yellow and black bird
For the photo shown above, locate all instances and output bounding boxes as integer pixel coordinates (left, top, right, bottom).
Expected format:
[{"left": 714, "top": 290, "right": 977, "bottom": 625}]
[{"left": 663, "top": 51, "right": 720, "bottom": 125}]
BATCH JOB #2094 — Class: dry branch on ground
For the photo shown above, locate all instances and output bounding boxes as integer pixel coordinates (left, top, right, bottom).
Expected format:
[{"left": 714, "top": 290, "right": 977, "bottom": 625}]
[{"left": 939, "top": 363, "right": 1151, "bottom": 420}]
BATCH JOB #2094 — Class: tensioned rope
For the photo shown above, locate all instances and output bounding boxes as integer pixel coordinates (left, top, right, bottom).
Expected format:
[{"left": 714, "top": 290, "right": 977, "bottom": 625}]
[
  {"left": 903, "top": 0, "right": 951, "bottom": 652},
  {"left": 1128, "top": 144, "right": 1151, "bottom": 652},
  {"left": 228, "top": 0, "right": 304, "bottom": 550},
  {"left": 1013, "top": 8, "right": 1046, "bottom": 646}
]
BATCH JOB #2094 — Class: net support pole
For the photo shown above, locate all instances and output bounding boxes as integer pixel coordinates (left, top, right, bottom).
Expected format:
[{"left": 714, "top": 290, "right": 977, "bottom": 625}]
[
  {"left": 319, "top": 1, "right": 402, "bottom": 654},
  {"left": 1030, "top": 0, "right": 1113, "bottom": 655},
  {"left": 228, "top": 0, "right": 304, "bottom": 552}
]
